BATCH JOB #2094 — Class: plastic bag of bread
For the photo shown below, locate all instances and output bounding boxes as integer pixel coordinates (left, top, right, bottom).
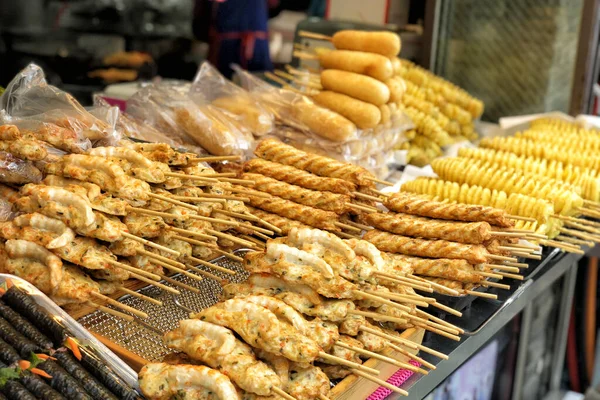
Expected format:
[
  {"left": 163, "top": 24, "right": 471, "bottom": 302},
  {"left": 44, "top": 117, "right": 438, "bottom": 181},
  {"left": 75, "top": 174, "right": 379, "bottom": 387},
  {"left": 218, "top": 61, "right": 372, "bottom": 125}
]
[
  {"left": 0, "top": 150, "right": 43, "bottom": 184},
  {"left": 0, "top": 64, "right": 115, "bottom": 143},
  {"left": 127, "top": 82, "right": 253, "bottom": 157},
  {"left": 190, "top": 62, "right": 274, "bottom": 136}
]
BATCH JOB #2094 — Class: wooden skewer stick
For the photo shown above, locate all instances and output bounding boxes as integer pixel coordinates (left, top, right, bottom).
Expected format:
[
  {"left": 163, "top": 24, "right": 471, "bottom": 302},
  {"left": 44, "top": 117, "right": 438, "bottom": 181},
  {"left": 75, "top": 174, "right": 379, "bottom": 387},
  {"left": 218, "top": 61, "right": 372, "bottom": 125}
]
[
  {"left": 297, "top": 30, "right": 332, "bottom": 41},
  {"left": 346, "top": 202, "right": 380, "bottom": 213},
  {"left": 498, "top": 246, "right": 535, "bottom": 254},
  {"left": 576, "top": 207, "right": 600, "bottom": 219},
  {"left": 90, "top": 292, "right": 149, "bottom": 319},
  {"left": 186, "top": 255, "right": 238, "bottom": 276},
  {"left": 464, "top": 290, "right": 497, "bottom": 299},
  {"left": 482, "top": 263, "right": 520, "bottom": 273},
  {"left": 148, "top": 192, "right": 197, "bottom": 211},
  {"left": 511, "top": 251, "right": 542, "bottom": 260},
  {"left": 488, "top": 254, "right": 517, "bottom": 262},
  {"left": 559, "top": 227, "right": 600, "bottom": 242},
  {"left": 547, "top": 236, "right": 589, "bottom": 248},
  {"left": 119, "top": 287, "right": 163, "bottom": 306},
  {"left": 340, "top": 220, "right": 373, "bottom": 231},
  {"left": 489, "top": 231, "right": 527, "bottom": 238},
  {"left": 365, "top": 176, "right": 395, "bottom": 186},
  {"left": 253, "top": 217, "right": 283, "bottom": 235},
  {"left": 359, "top": 326, "right": 449, "bottom": 359},
  {"left": 405, "top": 314, "right": 461, "bottom": 336},
  {"left": 410, "top": 275, "right": 460, "bottom": 296},
  {"left": 372, "top": 189, "right": 390, "bottom": 197},
  {"left": 352, "top": 370, "right": 409, "bottom": 396},
  {"left": 348, "top": 309, "right": 409, "bottom": 325},
  {"left": 481, "top": 281, "right": 511, "bottom": 290},
  {"left": 473, "top": 270, "right": 503, "bottom": 279},
  {"left": 90, "top": 302, "right": 135, "bottom": 322},
  {"left": 128, "top": 272, "right": 180, "bottom": 294},
  {"left": 228, "top": 187, "right": 271, "bottom": 198},
  {"left": 218, "top": 177, "right": 255, "bottom": 185},
  {"left": 397, "top": 293, "right": 435, "bottom": 303},
  {"left": 103, "top": 258, "right": 160, "bottom": 281},
  {"left": 583, "top": 199, "right": 600, "bottom": 209},
  {"left": 502, "top": 261, "right": 528, "bottom": 268},
  {"left": 239, "top": 234, "right": 266, "bottom": 248},
  {"left": 164, "top": 172, "right": 219, "bottom": 182},
  {"left": 495, "top": 271, "right": 524, "bottom": 281},
  {"left": 362, "top": 290, "right": 429, "bottom": 307},
  {"left": 190, "top": 214, "right": 239, "bottom": 227},
  {"left": 159, "top": 275, "right": 201, "bottom": 294},
  {"left": 387, "top": 343, "right": 436, "bottom": 370},
  {"left": 217, "top": 209, "right": 259, "bottom": 221},
  {"left": 138, "top": 249, "right": 187, "bottom": 269},
  {"left": 333, "top": 221, "right": 362, "bottom": 233},
  {"left": 172, "top": 235, "right": 218, "bottom": 248},
  {"left": 318, "top": 352, "right": 379, "bottom": 375},
  {"left": 415, "top": 309, "right": 465, "bottom": 334},
  {"left": 414, "top": 323, "right": 461, "bottom": 341},
  {"left": 336, "top": 231, "right": 360, "bottom": 239},
  {"left": 524, "top": 232, "right": 548, "bottom": 240},
  {"left": 403, "top": 274, "right": 434, "bottom": 287},
  {"left": 505, "top": 214, "right": 537, "bottom": 222},
  {"left": 318, "top": 395, "right": 331, "bottom": 400},
  {"left": 272, "top": 387, "right": 297, "bottom": 400},
  {"left": 352, "top": 290, "right": 411, "bottom": 313},
  {"left": 374, "top": 272, "right": 433, "bottom": 292},
  {"left": 561, "top": 220, "right": 600, "bottom": 234},
  {"left": 552, "top": 214, "right": 600, "bottom": 227},
  {"left": 430, "top": 300, "right": 463, "bottom": 317},
  {"left": 173, "top": 194, "right": 250, "bottom": 202},
  {"left": 336, "top": 342, "right": 428, "bottom": 374},
  {"left": 169, "top": 227, "right": 218, "bottom": 241},
  {"left": 189, "top": 155, "right": 242, "bottom": 162},
  {"left": 252, "top": 231, "right": 272, "bottom": 242},
  {"left": 352, "top": 192, "right": 382, "bottom": 202},
  {"left": 125, "top": 206, "right": 176, "bottom": 219},
  {"left": 213, "top": 248, "right": 244, "bottom": 262},
  {"left": 237, "top": 223, "right": 274, "bottom": 236},
  {"left": 206, "top": 229, "right": 258, "bottom": 248},
  {"left": 275, "top": 70, "right": 323, "bottom": 89},
  {"left": 153, "top": 258, "right": 207, "bottom": 283},
  {"left": 122, "top": 232, "right": 181, "bottom": 257}
]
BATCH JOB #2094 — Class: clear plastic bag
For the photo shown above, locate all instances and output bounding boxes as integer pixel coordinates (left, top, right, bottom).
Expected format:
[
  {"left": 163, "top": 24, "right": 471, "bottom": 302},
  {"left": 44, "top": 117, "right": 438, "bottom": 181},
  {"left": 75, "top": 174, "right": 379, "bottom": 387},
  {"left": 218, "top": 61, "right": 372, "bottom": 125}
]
[
  {"left": 127, "top": 82, "right": 253, "bottom": 158},
  {"left": 191, "top": 62, "right": 274, "bottom": 137},
  {"left": 0, "top": 150, "right": 43, "bottom": 184},
  {"left": 0, "top": 64, "right": 115, "bottom": 143}
]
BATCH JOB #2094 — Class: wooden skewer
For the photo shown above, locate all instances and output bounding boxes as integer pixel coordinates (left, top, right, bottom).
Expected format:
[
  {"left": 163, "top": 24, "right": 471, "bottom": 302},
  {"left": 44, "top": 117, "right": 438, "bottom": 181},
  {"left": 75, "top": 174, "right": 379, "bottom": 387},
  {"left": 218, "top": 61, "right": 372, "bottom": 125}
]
[
  {"left": 336, "top": 342, "right": 428, "bottom": 374},
  {"left": 172, "top": 235, "right": 218, "bottom": 248},
  {"left": 495, "top": 271, "right": 524, "bottom": 281},
  {"left": 415, "top": 309, "right": 464, "bottom": 334},
  {"left": 90, "top": 302, "right": 135, "bottom": 322},
  {"left": 159, "top": 274, "right": 201, "bottom": 294},
  {"left": 318, "top": 352, "right": 379, "bottom": 375},
  {"left": 186, "top": 255, "right": 237, "bottom": 276},
  {"left": 576, "top": 207, "right": 600, "bottom": 219},
  {"left": 473, "top": 270, "right": 503, "bottom": 279},
  {"left": 125, "top": 206, "right": 176, "bottom": 220},
  {"left": 318, "top": 395, "right": 331, "bottom": 400},
  {"left": 410, "top": 276, "right": 460, "bottom": 296},
  {"left": 481, "top": 281, "right": 511, "bottom": 290},
  {"left": 253, "top": 231, "right": 272, "bottom": 242},
  {"left": 218, "top": 209, "right": 260, "bottom": 222},
  {"left": 403, "top": 274, "right": 434, "bottom": 287},
  {"left": 352, "top": 290, "right": 411, "bottom": 312},
  {"left": 119, "top": 287, "right": 163, "bottom": 306},
  {"left": 414, "top": 323, "right": 461, "bottom": 341},
  {"left": 297, "top": 29, "right": 332, "bottom": 41},
  {"left": 138, "top": 249, "right": 187, "bottom": 269},
  {"left": 265, "top": 71, "right": 301, "bottom": 87},
  {"left": 190, "top": 214, "right": 239, "bottom": 227},
  {"left": 129, "top": 272, "right": 180, "bottom": 294},
  {"left": 388, "top": 343, "right": 436, "bottom": 370},
  {"left": 505, "top": 214, "right": 537, "bottom": 222},
  {"left": 346, "top": 202, "right": 380, "bottom": 213},
  {"left": 272, "top": 387, "right": 297, "bottom": 400},
  {"left": 507, "top": 242, "right": 541, "bottom": 250},
  {"left": 559, "top": 227, "right": 600, "bottom": 242},
  {"left": 562, "top": 220, "right": 600, "bottom": 234},
  {"left": 512, "top": 251, "right": 542, "bottom": 260},
  {"left": 333, "top": 221, "right": 362, "bottom": 233},
  {"left": 352, "top": 370, "right": 409, "bottom": 396},
  {"left": 362, "top": 290, "right": 429, "bottom": 307},
  {"left": 552, "top": 214, "right": 600, "bottom": 227},
  {"left": 218, "top": 177, "right": 254, "bottom": 185},
  {"left": 237, "top": 222, "right": 274, "bottom": 236},
  {"left": 352, "top": 192, "right": 382, "bottom": 202},
  {"left": 250, "top": 214, "right": 283, "bottom": 234},
  {"left": 359, "top": 326, "right": 449, "bottom": 359},
  {"left": 373, "top": 273, "right": 433, "bottom": 292},
  {"left": 164, "top": 172, "right": 219, "bottom": 182},
  {"left": 213, "top": 248, "right": 244, "bottom": 262},
  {"left": 169, "top": 227, "right": 218, "bottom": 241},
  {"left": 399, "top": 293, "right": 435, "bottom": 303},
  {"left": 502, "top": 261, "right": 529, "bottom": 268},
  {"left": 103, "top": 258, "right": 161, "bottom": 281},
  {"left": 90, "top": 292, "right": 149, "bottom": 319},
  {"left": 498, "top": 246, "right": 535, "bottom": 254},
  {"left": 405, "top": 313, "right": 461, "bottom": 336},
  {"left": 122, "top": 232, "right": 181, "bottom": 257},
  {"left": 275, "top": 70, "right": 323, "bottom": 89},
  {"left": 546, "top": 236, "right": 588, "bottom": 248},
  {"left": 173, "top": 194, "right": 250, "bottom": 202},
  {"left": 228, "top": 187, "right": 271, "bottom": 198},
  {"left": 336, "top": 231, "right": 360, "bottom": 239},
  {"left": 148, "top": 192, "right": 197, "bottom": 211},
  {"left": 488, "top": 254, "right": 517, "bottom": 262},
  {"left": 365, "top": 176, "right": 394, "bottom": 186},
  {"left": 583, "top": 199, "right": 600, "bottom": 209},
  {"left": 153, "top": 258, "right": 206, "bottom": 283},
  {"left": 189, "top": 155, "right": 242, "bottom": 162},
  {"left": 239, "top": 234, "right": 266, "bottom": 248},
  {"left": 206, "top": 229, "right": 258, "bottom": 248},
  {"left": 349, "top": 309, "right": 409, "bottom": 325},
  {"left": 524, "top": 232, "right": 548, "bottom": 240},
  {"left": 372, "top": 190, "right": 390, "bottom": 197},
  {"left": 482, "top": 263, "right": 520, "bottom": 273},
  {"left": 489, "top": 231, "right": 527, "bottom": 238},
  {"left": 341, "top": 220, "right": 372, "bottom": 231},
  {"left": 464, "top": 290, "right": 497, "bottom": 299}
]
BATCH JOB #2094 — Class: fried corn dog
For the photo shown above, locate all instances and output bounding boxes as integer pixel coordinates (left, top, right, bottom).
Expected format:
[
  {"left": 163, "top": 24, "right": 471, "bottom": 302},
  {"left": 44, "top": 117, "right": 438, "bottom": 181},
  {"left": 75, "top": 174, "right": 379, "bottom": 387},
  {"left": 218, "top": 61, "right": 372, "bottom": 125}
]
[
  {"left": 364, "top": 229, "right": 491, "bottom": 264},
  {"left": 237, "top": 186, "right": 341, "bottom": 231},
  {"left": 365, "top": 212, "right": 493, "bottom": 245},
  {"left": 254, "top": 138, "right": 374, "bottom": 187},
  {"left": 246, "top": 206, "right": 311, "bottom": 235},
  {"left": 385, "top": 192, "right": 513, "bottom": 227},
  {"left": 384, "top": 253, "right": 483, "bottom": 283},
  {"left": 243, "top": 159, "right": 356, "bottom": 194},
  {"left": 241, "top": 173, "right": 349, "bottom": 213}
]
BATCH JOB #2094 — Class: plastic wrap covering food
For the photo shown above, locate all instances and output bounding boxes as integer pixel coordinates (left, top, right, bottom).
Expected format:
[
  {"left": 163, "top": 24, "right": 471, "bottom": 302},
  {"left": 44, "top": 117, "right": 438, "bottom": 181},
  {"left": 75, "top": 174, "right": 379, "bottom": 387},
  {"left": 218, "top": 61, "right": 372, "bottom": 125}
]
[
  {"left": 191, "top": 62, "right": 274, "bottom": 137},
  {"left": 0, "top": 151, "right": 43, "bottom": 184},
  {"left": 0, "top": 64, "right": 117, "bottom": 144},
  {"left": 126, "top": 82, "right": 253, "bottom": 158}
]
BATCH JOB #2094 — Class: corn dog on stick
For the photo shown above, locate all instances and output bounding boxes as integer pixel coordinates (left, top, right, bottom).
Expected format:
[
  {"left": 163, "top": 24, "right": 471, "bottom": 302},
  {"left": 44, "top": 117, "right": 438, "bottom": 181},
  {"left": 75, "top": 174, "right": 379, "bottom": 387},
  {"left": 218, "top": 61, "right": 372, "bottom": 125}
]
[
  {"left": 365, "top": 212, "right": 493, "bottom": 244},
  {"left": 246, "top": 206, "right": 311, "bottom": 235},
  {"left": 458, "top": 147, "right": 600, "bottom": 202},
  {"left": 236, "top": 186, "right": 341, "bottom": 231},
  {"left": 240, "top": 173, "right": 350, "bottom": 213},
  {"left": 364, "top": 229, "right": 492, "bottom": 264},
  {"left": 384, "top": 253, "right": 483, "bottom": 283},
  {"left": 431, "top": 158, "right": 584, "bottom": 216},
  {"left": 254, "top": 138, "right": 375, "bottom": 187},
  {"left": 385, "top": 191, "right": 513, "bottom": 227},
  {"left": 243, "top": 158, "right": 356, "bottom": 194}
]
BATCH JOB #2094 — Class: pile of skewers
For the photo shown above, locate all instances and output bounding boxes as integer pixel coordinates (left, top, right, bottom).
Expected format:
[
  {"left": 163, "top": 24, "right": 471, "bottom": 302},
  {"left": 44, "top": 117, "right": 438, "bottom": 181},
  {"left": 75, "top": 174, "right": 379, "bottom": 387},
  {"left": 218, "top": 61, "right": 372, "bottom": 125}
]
[
  {"left": 140, "top": 227, "right": 459, "bottom": 400},
  {"left": 401, "top": 117, "right": 600, "bottom": 254}
]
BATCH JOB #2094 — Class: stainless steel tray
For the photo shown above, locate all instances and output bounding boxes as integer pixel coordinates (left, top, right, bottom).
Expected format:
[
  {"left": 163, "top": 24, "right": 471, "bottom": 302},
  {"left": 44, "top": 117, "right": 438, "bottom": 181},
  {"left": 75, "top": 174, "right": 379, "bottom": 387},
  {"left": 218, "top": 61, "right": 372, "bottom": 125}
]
[
  {"left": 0, "top": 273, "right": 139, "bottom": 389},
  {"left": 77, "top": 250, "right": 250, "bottom": 362}
]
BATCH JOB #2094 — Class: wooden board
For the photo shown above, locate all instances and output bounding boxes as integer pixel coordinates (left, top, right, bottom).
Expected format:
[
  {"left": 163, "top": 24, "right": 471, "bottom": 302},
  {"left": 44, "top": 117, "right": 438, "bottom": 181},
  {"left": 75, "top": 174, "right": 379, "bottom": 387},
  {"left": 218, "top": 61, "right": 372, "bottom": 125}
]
[{"left": 330, "top": 327, "right": 425, "bottom": 400}]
